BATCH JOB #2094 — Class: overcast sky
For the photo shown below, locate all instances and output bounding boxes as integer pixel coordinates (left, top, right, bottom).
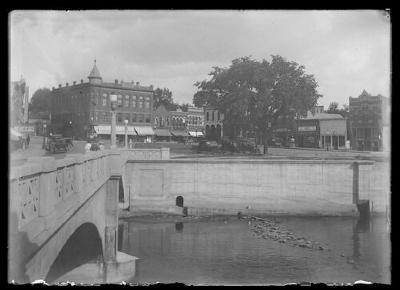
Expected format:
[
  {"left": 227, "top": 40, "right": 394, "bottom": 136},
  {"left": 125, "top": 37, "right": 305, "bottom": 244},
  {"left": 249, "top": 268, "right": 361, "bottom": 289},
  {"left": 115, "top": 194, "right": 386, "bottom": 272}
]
[{"left": 10, "top": 10, "right": 390, "bottom": 108}]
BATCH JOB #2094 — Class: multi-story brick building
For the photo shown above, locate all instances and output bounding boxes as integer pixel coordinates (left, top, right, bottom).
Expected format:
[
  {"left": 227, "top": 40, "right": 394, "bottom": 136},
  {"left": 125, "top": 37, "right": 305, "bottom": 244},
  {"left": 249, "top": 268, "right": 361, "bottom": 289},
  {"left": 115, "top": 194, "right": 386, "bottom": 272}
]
[
  {"left": 204, "top": 106, "right": 224, "bottom": 140},
  {"left": 349, "top": 90, "right": 390, "bottom": 151},
  {"left": 153, "top": 104, "right": 172, "bottom": 141},
  {"left": 50, "top": 61, "right": 155, "bottom": 142},
  {"left": 187, "top": 105, "right": 204, "bottom": 137},
  {"left": 169, "top": 108, "right": 189, "bottom": 140}
]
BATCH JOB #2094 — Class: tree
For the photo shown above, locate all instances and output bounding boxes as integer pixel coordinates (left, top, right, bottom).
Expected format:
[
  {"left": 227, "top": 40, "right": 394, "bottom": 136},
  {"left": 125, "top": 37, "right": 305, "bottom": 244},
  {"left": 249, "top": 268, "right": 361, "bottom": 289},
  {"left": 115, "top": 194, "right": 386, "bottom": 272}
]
[
  {"left": 193, "top": 55, "right": 322, "bottom": 151},
  {"left": 327, "top": 102, "right": 339, "bottom": 113},
  {"left": 326, "top": 102, "right": 349, "bottom": 118},
  {"left": 179, "top": 103, "right": 190, "bottom": 112},
  {"left": 29, "top": 88, "right": 51, "bottom": 116},
  {"left": 153, "top": 88, "right": 178, "bottom": 111}
]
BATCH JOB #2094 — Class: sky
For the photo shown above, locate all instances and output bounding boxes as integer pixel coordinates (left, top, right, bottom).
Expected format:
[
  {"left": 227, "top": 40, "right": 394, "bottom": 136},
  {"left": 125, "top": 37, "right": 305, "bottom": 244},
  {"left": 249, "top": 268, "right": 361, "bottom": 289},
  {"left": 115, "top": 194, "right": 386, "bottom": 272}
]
[{"left": 10, "top": 10, "right": 391, "bottom": 108}]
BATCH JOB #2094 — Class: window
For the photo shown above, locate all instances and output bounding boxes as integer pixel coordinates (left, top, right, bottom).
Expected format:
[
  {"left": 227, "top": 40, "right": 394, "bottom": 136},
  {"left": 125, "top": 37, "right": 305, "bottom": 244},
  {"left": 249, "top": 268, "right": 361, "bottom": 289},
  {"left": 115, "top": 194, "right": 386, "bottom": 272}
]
[
  {"left": 117, "top": 95, "right": 122, "bottom": 107},
  {"left": 138, "top": 114, "right": 144, "bottom": 122},
  {"left": 357, "top": 128, "right": 365, "bottom": 138},
  {"left": 132, "top": 100, "right": 136, "bottom": 108},
  {"left": 217, "top": 111, "right": 220, "bottom": 121},
  {"left": 103, "top": 94, "right": 107, "bottom": 106},
  {"left": 207, "top": 112, "right": 209, "bottom": 121},
  {"left": 339, "top": 136, "right": 345, "bottom": 146},
  {"left": 131, "top": 114, "right": 137, "bottom": 123},
  {"left": 125, "top": 95, "right": 129, "bottom": 107},
  {"left": 212, "top": 111, "right": 214, "bottom": 121},
  {"left": 145, "top": 101, "right": 150, "bottom": 109},
  {"left": 145, "top": 115, "right": 151, "bottom": 123},
  {"left": 117, "top": 113, "right": 122, "bottom": 123},
  {"left": 139, "top": 101, "right": 143, "bottom": 109}
]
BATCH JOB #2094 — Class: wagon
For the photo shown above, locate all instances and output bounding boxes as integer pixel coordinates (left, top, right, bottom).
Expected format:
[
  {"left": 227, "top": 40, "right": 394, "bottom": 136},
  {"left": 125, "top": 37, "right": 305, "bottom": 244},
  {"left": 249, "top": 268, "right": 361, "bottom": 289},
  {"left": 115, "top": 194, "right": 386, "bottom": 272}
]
[{"left": 45, "top": 134, "right": 70, "bottom": 153}]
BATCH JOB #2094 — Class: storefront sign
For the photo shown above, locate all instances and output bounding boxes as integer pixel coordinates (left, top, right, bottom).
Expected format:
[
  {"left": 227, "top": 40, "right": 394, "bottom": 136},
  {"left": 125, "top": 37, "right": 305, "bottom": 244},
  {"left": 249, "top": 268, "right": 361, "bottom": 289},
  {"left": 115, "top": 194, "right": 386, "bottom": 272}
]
[
  {"left": 298, "top": 126, "right": 316, "bottom": 132},
  {"left": 14, "top": 126, "right": 35, "bottom": 133}
]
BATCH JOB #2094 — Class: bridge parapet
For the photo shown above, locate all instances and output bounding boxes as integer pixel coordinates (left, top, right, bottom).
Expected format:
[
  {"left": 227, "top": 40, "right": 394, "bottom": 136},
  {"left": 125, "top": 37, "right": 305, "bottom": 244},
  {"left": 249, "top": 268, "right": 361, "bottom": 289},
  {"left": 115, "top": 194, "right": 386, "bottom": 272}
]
[{"left": 10, "top": 151, "right": 111, "bottom": 239}]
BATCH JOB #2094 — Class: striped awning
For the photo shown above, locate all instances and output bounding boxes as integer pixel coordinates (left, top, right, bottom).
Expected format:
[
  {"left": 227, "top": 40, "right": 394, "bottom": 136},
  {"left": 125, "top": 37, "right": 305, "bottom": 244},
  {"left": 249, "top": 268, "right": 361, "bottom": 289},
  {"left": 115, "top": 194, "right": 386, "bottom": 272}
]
[
  {"left": 188, "top": 131, "right": 204, "bottom": 137},
  {"left": 154, "top": 128, "right": 172, "bottom": 137},
  {"left": 94, "top": 125, "right": 136, "bottom": 135},
  {"left": 171, "top": 130, "right": 189, "bottom": 137},
  {"left": 134, "top": 126, "right": 155, "bottom": 136}
]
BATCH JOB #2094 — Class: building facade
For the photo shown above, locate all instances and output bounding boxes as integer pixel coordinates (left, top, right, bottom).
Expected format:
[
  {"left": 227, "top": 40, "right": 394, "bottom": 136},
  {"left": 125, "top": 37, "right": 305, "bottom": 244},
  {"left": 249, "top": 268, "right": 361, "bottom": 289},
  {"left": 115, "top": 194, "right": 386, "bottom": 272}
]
[
  {"left": 10, "top": 78, "right": 31, "bottom": 129},
  {"left": 204, "top": 107, "right": 224, "bottom": 140},
  {"left": 153, "top": 104, "right": 172, "bottom": 141},
  {"left": 349, "top": 90, "right": 389, "bottom": 151},
  {"left": 187, "top": 106, "right": 204, "bottom": 137},
  {"left": 50, "top": 61, "right": 155, "bottom": 141},
  {"left": 297, "top": 110, "right": 347, "bottom": 149}
]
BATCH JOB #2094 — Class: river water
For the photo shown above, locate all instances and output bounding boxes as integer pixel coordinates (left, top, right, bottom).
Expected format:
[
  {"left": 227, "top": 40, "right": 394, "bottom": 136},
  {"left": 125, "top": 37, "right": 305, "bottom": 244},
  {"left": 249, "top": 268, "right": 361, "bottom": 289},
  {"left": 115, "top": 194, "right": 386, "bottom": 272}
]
[{"left": 117, "top": 216, "right": 390, "bottom": 285}]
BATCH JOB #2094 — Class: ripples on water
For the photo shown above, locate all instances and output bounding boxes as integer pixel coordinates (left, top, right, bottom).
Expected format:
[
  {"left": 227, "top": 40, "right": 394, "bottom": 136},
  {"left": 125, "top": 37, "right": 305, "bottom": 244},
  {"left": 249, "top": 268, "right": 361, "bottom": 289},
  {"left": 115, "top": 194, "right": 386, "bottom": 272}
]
[{"left": 117, "top": 216, "right": 390, "bottom": 285}]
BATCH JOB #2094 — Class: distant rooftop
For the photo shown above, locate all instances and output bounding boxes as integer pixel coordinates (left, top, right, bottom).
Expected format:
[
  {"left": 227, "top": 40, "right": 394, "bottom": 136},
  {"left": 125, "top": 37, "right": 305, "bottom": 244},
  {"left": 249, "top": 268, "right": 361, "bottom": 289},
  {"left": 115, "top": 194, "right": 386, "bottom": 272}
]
[{"left": 302, "top": 112, "right": 344, "bottom": 120}]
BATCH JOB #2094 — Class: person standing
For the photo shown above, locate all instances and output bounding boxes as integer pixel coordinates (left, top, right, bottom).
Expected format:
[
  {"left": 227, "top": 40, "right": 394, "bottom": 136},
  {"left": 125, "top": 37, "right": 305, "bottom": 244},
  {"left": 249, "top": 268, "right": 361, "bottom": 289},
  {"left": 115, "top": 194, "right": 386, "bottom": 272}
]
[
  {"left": 84, "top": 141, "right": 92, "bottom": 153},
  {"left": 26, "top": 134, "right": 30, "bottom": 148}
]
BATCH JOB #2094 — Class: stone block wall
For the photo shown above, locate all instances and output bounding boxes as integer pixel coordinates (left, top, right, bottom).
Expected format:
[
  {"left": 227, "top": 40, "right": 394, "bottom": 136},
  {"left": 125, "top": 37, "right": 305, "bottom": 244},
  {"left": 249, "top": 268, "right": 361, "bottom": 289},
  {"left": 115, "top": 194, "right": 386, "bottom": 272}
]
[{"left": 125, "top": 159, "right": 386, "bottom": 216}]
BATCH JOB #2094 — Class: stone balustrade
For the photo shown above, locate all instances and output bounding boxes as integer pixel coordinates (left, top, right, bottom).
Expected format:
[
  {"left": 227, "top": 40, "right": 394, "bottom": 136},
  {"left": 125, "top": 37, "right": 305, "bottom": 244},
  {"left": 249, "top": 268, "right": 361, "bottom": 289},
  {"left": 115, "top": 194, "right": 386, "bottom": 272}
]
[{"left": 9, "top": 148, "right": 170, "bottom": 234}]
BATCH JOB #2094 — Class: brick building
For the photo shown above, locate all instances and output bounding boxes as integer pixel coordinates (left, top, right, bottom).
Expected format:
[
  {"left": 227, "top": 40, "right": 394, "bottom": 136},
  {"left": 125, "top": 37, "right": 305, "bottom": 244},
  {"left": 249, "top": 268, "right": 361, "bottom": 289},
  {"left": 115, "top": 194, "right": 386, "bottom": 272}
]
[
  {"left": 187, "top": 106, "right": 204, "bottom": 137},
  {"left": 50, "top": 61, "right": 155, "bottom": 142},
  {"left": 349, "top": 90, "right": 390, "bottom": 151},
  {"left": 169, "top": 108, "right": 189, "bottom": 140},
  {"left": 204, "top": 106, "right": 224, "bottom": 140},
  {"left": 153, "top": 104, "right": 172, "bottom": 141}
]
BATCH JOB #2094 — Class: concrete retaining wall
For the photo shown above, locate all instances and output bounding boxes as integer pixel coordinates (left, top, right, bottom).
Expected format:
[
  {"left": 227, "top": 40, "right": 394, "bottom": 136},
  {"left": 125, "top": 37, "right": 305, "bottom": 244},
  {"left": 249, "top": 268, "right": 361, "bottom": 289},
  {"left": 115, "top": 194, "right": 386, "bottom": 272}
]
[{"left": 125, "top": 159, "right": 388, "bottom": 216}]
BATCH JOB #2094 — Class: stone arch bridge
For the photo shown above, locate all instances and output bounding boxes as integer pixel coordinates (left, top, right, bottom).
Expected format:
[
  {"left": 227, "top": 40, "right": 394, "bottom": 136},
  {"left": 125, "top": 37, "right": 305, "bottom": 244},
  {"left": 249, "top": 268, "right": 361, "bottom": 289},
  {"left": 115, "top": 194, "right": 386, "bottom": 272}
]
[{"left": 9, "top": 148, "right": 169, "bottom": 283}]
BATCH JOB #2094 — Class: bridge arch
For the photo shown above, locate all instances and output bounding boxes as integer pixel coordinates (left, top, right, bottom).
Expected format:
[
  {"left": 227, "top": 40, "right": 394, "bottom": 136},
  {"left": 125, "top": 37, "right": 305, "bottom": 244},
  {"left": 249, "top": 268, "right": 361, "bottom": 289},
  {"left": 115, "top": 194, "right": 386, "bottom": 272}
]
[{"left": 45, "top": 222, "right": 103, "bottom": 283}]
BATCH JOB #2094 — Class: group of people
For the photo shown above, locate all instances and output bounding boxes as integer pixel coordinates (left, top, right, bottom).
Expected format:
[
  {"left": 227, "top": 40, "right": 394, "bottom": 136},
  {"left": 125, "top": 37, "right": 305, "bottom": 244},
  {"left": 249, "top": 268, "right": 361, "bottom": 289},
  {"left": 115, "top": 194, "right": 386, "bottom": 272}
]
[
  {"left": 18, "top": 134, "right": 30, "bottom": 150},
  {"left": 85, "top": 141, "right": 105, "bottom": 152}
]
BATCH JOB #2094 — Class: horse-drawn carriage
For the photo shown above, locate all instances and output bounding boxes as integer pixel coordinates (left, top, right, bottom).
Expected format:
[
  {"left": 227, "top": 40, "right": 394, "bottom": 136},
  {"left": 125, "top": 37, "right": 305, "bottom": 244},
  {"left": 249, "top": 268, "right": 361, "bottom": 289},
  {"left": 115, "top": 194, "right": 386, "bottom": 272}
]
[{"left": 45, "top": 134, "right": 73, "bottom": 153}]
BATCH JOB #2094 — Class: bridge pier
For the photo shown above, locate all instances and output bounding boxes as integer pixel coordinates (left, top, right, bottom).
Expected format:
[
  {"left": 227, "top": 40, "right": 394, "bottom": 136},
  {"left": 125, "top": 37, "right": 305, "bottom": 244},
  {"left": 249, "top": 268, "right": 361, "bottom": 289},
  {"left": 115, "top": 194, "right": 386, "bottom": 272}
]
[{"left": 104, "top": 176, "right": 120, "bottom": 264}]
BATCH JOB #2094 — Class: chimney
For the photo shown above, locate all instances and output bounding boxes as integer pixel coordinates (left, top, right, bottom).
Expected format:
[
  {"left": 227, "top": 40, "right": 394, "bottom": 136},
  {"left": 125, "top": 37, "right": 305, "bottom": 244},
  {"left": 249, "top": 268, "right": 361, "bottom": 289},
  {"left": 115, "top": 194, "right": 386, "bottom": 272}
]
[
  {"left": 115, "top": 79, "right": 118, "bottom": 84},
  {"left": 81, "top": 79, "right": 84, "bottom": 84},
  {"left": 150, "top": 84, "right": 154, "bottom": 90},
  {"left": 66, "top": 82, "right": 69, "bottom": 86},
  {"left": 52, "top": 87, "right": 55, "bottom": 90},
  {"left": 73, "top": 81, "right": 76, "bottom": 85},
  {"left": 136, "top": 82, "right": 140, "bottom": 86},
  {"left": 58, "top": 84, "right": 62, "bottom": 88}
]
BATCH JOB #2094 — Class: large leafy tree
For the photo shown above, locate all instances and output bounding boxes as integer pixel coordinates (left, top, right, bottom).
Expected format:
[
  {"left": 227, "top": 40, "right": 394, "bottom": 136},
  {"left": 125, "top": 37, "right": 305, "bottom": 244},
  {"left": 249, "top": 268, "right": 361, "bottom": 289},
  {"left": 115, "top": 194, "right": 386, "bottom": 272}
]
[
  {"left": 29, "top": 88, "right": 51, "bottom": 116},
  {"left": 193, "top": 55, "right": 322, "bottom": 149},
  {"left": 153, "top": 88, "right": 178, "bottom": 111}
]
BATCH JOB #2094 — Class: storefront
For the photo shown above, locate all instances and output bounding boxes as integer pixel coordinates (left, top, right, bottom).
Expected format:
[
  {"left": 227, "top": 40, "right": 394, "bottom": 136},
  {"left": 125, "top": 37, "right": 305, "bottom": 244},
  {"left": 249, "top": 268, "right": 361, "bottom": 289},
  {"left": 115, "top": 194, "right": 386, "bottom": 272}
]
[
  {"left": 154, "top": 128, "right": 172, "bottom": 142},
  {"left": 296, "top": 124, "right": 319, "bottom": 148},
  {"left": 171, "top": 130, "right": 189, "bottom": 143},
  {"left": 94, "top": 124, "right": 154, "bottom": 144}
]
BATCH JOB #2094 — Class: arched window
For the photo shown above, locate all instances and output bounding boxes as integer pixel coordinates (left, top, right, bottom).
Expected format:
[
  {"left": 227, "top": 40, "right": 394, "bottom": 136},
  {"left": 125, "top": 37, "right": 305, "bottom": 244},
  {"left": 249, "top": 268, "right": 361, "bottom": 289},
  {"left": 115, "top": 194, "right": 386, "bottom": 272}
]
[{"left": 207, "top": 111, "right": 209, "bottom": 121}]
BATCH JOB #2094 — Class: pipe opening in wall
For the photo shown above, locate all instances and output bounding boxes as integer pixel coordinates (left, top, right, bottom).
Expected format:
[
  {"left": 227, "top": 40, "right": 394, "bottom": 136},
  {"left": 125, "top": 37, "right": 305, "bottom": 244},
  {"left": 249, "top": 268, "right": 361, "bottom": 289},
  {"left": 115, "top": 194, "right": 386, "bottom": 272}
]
[{"left": 176, "top": 196, "right": 184, "bottom": 208}]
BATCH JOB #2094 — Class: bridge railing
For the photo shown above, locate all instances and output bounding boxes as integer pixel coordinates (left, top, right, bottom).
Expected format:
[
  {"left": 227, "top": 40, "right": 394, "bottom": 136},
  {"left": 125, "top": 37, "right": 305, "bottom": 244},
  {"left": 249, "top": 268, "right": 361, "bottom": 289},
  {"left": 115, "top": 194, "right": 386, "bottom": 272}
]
[
  {"left": 9, "top": 151, "right": 111, "bottom": 238},
  {"left": 9, "top": 148, "right": 170, "bottom": 238}
]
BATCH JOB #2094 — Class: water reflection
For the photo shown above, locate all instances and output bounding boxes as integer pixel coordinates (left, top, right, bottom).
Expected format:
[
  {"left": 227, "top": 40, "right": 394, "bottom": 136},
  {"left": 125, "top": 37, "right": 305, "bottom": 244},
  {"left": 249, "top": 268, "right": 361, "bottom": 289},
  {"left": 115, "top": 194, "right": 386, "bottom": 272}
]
[{"left": 115, "top": 216, "right": 390, "bottom": 285}]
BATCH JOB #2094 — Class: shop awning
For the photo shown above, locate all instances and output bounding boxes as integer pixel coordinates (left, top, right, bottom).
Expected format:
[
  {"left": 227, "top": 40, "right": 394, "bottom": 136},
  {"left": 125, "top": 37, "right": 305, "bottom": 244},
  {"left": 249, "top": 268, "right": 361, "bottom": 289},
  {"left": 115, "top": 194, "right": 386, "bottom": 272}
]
[
  {"left": 154, "top": 128, "right": 172, "bottom": 137},
  {"left": 188, "top": 131, "right": 204, "bottom": 137},
  {"left": 171, "top": 130, "right": 189, "bottom": 137},
  {"left": 134, "top": 126, "right": 155, "bottom": 136},
  {"left": 94, "top": 125, "right": 137, "bottom": 135}
]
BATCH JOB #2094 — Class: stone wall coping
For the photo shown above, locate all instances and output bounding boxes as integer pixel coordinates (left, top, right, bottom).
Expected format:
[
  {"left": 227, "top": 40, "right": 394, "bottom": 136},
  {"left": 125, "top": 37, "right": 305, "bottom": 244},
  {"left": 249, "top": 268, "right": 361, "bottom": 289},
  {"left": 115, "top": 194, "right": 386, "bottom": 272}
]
[
  {"left": 10, "top": 162, "right": 43, "bottom": 180},
  {"left": 126, "top": 159, "right": 375, "bottom": 165}
]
